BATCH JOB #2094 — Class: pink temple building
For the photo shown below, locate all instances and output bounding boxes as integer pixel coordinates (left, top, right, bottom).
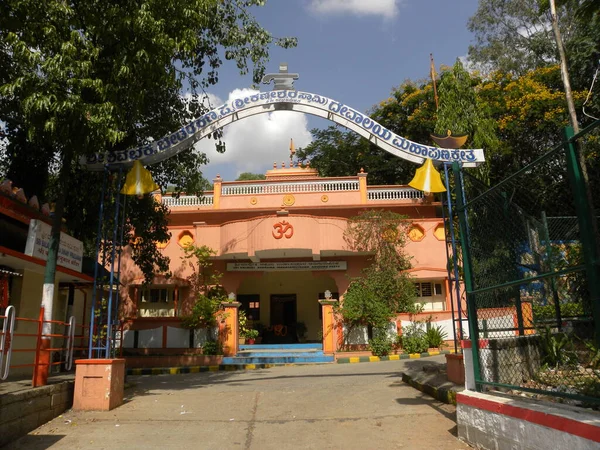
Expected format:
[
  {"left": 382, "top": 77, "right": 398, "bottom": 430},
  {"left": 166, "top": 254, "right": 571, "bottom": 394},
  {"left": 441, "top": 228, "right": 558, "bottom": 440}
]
[{"left": 118, "top": 157, "right": 459, "bottom": 357}]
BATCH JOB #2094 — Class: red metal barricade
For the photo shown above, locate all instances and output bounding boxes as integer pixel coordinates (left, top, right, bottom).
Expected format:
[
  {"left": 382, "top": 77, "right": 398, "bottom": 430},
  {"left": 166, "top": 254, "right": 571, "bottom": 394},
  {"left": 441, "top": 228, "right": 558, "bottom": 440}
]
[{"left": 0, "top": 305, "right": 87, "bottom": 386}]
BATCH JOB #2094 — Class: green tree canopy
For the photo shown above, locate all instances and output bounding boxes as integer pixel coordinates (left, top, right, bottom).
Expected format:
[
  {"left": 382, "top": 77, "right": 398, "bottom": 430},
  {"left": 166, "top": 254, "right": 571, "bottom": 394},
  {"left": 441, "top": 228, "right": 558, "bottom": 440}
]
[
  {"left": 236, "top": 172, "right": 266, "bottom": 181},
  {"left": 0, "top": 0, "right": 297, "bottom": 286},
  {"left": 339, "top": 210, "right": 415, "bottom": 337}
]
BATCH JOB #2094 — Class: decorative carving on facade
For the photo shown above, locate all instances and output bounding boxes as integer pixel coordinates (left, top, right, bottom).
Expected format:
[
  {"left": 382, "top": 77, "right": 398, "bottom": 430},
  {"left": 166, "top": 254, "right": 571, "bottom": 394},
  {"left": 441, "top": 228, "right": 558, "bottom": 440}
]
[
  {"left": 321, "top": 195, "right": 329, "bottom": 203},
  {"left": 283, "top": 194, "right": 295, "bottom": 206},
  {"left": 272, "top": 220, "right": 294, "bottom": 239},
  {"left": 408, "top": 224, "right": 426, "bottom": 242},
  {"left": 250, "top": 197, "right": 258, "bottom": 205}
]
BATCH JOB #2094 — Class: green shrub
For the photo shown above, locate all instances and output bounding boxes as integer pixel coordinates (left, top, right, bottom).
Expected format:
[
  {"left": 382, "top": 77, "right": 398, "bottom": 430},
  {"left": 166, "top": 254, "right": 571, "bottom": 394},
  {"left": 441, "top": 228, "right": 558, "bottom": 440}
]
[
  {"left": 202, "top": 340, "right": 223, "bottom": 355},
  {"left": 401, "top": 322, "right": 429, "bottom": 354},
  {"left": 538, "top": 326, "right": 576, "bottom": 368},
  {"left": 425, "top": 325, "right": 448, "bottom": 348},
  {"left": 369, "top": 334, "right": 394, "bottom": 357},
  {"left": 533, "top": 302, "right": 584, "bottom": 321}
]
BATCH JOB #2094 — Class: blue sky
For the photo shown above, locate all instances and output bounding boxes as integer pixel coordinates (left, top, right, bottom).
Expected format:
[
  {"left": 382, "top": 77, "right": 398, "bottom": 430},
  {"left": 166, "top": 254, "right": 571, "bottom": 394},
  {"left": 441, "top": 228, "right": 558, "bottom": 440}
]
[{"left": 195, "top": 0, "right": 481, "bottom": 182}]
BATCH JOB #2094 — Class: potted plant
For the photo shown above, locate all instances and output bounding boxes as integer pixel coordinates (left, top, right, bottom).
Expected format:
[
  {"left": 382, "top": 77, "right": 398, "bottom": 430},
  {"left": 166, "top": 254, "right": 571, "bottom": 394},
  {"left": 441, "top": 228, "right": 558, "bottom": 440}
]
[
  {"left": 238, "top": 310, "right": 248, "bottom": 345},
  {"left": 254, "top": 323, "right": 265, "bottom": 344},
  {"left": 295, "top": 322, "right": 307, "bottom": 343},
  {"left": 245, "top": 329, "right": 259, "bottom": 345}
]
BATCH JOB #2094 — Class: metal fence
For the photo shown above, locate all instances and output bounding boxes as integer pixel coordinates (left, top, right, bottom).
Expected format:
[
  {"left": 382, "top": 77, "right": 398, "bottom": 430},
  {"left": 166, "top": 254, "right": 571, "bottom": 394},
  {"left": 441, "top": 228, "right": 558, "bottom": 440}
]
[
  {"left": 0, "top": 306, "right": 86, "bottom": 385},
  {"left": 453, "top": 121, "right": 600, "bottom": 404}
]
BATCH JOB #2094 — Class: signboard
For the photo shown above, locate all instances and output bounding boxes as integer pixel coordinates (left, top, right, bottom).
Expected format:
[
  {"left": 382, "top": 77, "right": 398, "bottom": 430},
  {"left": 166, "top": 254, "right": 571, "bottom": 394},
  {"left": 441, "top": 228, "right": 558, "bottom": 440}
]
[
  {"left": 227, "top": 261, "right": 347, "bottom": 272},
  {"left": 25, "top": 220, "right": 84, "bottom": 273},
  {"left": 81, "top": 91, "right": 484, "bottom": 170}
]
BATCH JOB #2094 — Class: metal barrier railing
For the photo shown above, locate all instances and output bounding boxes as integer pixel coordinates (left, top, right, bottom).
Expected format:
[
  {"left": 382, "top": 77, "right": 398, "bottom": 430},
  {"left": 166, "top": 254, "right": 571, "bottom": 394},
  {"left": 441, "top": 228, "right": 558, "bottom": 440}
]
[{"left": 0, "top": 305, "right": 82, "bottom": 385}]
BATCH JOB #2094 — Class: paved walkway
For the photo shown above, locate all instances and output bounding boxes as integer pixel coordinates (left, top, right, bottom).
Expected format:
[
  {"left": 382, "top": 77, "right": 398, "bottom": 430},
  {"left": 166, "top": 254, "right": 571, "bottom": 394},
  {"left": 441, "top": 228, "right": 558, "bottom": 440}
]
[{"left": 4, "top": 356, "right": 469, "bottom": 449}]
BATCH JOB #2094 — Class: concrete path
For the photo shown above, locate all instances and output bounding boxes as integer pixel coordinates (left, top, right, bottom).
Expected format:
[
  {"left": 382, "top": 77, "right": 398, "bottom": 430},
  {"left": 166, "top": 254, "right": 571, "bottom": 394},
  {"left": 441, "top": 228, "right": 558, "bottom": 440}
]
[{"left": 4, "top": 356, "right": 469, "bottom": 450}]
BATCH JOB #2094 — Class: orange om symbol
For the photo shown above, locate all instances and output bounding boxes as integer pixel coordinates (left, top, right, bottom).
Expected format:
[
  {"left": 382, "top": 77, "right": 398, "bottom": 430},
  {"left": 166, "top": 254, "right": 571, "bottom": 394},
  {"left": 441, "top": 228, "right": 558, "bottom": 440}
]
[{"left": 272, "top": 220, "right": 293, "bottom": 239}]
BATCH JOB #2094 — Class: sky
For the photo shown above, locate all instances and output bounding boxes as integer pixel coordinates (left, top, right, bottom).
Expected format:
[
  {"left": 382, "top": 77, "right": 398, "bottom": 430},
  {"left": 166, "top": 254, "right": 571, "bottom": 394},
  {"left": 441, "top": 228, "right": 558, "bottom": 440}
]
[{"left": 194, "top": 0, "right": 482, "bottom": 182}]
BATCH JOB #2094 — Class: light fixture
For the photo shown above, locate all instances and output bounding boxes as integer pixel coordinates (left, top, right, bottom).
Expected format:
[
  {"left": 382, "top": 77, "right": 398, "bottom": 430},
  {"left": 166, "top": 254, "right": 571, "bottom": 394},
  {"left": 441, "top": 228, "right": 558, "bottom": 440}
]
[
  {"left": 408, "top": 159, "right": 446, "bottom": 194},
  {"left": 228, "top": 292, "right": 236, "bottom": 301},
  {"left": 324, "top": 290, "right": 332, "bottom": 300},
  {"left": 121, "top": 160, "right": 160, "bottom": 197}
]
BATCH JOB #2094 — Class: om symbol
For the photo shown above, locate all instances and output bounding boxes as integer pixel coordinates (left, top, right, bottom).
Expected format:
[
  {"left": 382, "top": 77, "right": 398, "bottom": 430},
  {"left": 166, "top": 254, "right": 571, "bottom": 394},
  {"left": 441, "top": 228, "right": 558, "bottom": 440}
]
[{"left": 272, "top": 220, "right": 294, "bottom": 239}]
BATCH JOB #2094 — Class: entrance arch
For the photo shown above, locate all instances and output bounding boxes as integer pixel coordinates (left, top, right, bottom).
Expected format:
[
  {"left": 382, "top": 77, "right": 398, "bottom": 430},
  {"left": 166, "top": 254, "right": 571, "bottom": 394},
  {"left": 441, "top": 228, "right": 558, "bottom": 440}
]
[{"left": 81, "top": 90, "right": 485, "bottom": 171}]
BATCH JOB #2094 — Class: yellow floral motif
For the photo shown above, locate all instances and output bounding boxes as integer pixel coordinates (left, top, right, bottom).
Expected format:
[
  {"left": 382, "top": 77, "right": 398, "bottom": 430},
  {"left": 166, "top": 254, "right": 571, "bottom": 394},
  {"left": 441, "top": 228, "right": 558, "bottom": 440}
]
[{"left": 283, "top": 194, "right": 295, "bottom": 206}]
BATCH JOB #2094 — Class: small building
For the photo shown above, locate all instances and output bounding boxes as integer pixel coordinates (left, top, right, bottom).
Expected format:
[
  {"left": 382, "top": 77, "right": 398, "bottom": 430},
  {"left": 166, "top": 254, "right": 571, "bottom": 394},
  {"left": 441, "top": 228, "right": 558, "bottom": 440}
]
[
  {"left": 118, "top": 158, "right": 458, "bottom": 353},
  {"left": 0, "top": 182, "right": 92, "bottom": 378}
]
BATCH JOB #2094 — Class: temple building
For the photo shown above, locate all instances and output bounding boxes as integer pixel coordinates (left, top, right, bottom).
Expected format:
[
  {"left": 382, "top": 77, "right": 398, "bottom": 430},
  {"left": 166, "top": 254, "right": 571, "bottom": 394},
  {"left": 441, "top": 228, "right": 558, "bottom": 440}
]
[{"left": 118, "top": 152, "right": 456, "bottom": 353}]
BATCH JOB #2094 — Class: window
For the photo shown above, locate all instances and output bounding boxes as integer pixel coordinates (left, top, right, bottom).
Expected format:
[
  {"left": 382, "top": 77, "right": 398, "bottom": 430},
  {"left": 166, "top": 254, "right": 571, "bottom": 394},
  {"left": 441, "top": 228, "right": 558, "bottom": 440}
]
[
  {"left": 238, "top": 294, "right": 260, "bottom": 321},
  {"left": 416, "top": 282, "right": 433, "bottom": 298},
  {"left": 141, "top": 288, "right": 172, "bottom": 303},
  {"left": 414, "top": 282, "right": 445, "bottom": 311},
  {"left": 139, "top": 287, "right": 176, "bottom": 317}
]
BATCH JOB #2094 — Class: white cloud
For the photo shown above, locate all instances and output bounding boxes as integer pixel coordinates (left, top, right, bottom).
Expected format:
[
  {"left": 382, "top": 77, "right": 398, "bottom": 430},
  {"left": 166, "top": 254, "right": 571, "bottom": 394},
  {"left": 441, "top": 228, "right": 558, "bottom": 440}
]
[
  {"left": 307, "top": 0, "right": 402, "bottom": 18},
  {"left": 195, "top": 89, "right": 313, "bottom": 180}
]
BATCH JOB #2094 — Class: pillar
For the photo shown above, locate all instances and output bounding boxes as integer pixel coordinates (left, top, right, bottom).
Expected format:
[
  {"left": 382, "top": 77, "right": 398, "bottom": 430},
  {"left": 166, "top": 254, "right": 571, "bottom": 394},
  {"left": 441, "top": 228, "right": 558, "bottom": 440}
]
[
  {"left": 213, "top": 175, "right": 222, "bottom": 209},
  {"left": 219, "top": 301, "right": 241, "bottom": 356},
  {"left": 319, "top": 299, "right": 338, "bottom": 354},
  {"left": 73, "top": 359, "right": 125, "bottom": 410},
  {"left": 358, "top": 169, "right": 368, "bottom": 204}
]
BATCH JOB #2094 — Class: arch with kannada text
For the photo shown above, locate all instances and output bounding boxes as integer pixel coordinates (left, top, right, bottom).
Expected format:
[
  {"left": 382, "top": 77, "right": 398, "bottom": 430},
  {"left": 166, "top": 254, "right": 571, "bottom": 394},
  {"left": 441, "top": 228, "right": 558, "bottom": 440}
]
[{"left": 80, "top": 90, "right": 484, "bottom": 171}]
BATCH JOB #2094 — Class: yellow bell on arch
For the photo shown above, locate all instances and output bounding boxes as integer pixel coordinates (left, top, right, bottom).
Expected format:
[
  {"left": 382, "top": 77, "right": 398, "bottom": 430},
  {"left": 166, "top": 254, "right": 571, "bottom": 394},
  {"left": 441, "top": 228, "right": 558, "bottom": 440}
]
[
  {"left": 121, "top": 160, "right": 160, "bottom": 196},
  {"left": 408, "top": 159, "right": 446, "bottom": 194}
]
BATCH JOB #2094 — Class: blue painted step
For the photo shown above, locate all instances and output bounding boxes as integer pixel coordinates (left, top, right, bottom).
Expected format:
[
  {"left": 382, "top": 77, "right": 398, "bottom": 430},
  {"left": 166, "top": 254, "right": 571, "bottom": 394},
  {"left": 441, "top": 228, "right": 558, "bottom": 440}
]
[
  {"left": 222, "top": 355, "right": 334, "bottom": 364},
  {"left": 239, "top": 343, "right": 323, "bottom": 351},
  {"left": 237, "top": 351, "right": 324, "bottom": 358},
  {"left": 222, "top": 343, "right": 332, "bottom": 365}
]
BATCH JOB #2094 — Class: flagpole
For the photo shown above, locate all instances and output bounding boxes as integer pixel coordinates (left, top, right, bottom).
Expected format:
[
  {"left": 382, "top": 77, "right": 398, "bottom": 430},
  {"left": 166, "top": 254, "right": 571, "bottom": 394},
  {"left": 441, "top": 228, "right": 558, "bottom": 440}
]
[{"left": 430, "top": 53, "right": 439, "bottom": 111}]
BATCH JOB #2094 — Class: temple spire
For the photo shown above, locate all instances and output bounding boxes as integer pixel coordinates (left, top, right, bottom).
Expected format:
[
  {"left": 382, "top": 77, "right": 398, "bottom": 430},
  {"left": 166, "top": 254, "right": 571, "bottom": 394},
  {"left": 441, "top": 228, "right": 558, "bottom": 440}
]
[{"left": 289, "top": 138, "right": 296, "bottom": 165}]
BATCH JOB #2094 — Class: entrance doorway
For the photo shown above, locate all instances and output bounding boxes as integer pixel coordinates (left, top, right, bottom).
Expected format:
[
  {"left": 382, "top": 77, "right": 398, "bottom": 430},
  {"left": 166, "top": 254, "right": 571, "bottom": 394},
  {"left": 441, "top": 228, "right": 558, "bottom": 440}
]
[{"left": 270, "top": 294, "right": 297, "bottom": 326}]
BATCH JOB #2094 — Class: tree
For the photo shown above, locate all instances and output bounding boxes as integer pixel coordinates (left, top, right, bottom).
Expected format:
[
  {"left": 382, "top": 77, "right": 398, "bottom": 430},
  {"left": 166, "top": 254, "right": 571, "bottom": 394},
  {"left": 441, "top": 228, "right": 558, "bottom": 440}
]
[
  {"left": 467, "top": 0, "right": 600, "bottom": 120},
  {"left": 180, "top": 244, "right": 226, "bottom": 337},
  {"left": 467, "top": 0, "right": 576, "bottom": 76},
  {"left": 435, "top": 60, "right": 500, "bottom": 182},
  {"left": 338, "top": 210, "right": 415, "bottom": 345},
  {"left": 236, "top": 172, "right": 266, "bottom": 181},
  {"left": 0, "top": 0, "right": 296, "bottom": 375},
  {"left": 296, "top": 80, "right": 438, "bottom": 184}
]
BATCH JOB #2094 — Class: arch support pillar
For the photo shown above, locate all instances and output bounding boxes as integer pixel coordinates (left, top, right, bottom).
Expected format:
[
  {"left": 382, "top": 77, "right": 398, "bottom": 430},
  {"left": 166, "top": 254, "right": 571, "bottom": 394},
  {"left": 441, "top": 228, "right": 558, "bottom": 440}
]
[
  {"left": 319, "top": 299, "right": 339, "bottom": 354},
  {"left": 219, "top": 301, "right": 241, "bottom": 356}
]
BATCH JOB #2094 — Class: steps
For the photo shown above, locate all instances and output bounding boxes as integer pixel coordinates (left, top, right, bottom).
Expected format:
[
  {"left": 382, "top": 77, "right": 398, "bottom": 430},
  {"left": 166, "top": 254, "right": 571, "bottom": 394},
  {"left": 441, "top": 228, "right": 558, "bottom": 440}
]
[{"left": 221, "top": 343, "right": 334, "bottom": 365}]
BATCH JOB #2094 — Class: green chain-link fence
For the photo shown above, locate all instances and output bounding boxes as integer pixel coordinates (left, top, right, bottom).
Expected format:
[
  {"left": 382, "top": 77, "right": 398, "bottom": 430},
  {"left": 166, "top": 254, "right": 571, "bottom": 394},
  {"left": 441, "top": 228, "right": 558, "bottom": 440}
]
[{"left": 454, "top": 121, "right": 600, "bottom": 405}]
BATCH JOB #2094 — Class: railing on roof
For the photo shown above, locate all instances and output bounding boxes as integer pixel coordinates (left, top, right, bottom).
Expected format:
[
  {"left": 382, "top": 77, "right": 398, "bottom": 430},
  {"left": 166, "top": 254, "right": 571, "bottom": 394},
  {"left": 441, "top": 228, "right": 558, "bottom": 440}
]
[
  {"left": 162, "top": 183, "right": 423, "bottom": 208},
  {"left": 367, "top": 186, "right": 423, "bottom": 201},
  {"left": 162, "top": 195, "right": 214, "bottom": 208},
  {"left": 220, "top": 179, "right": 360, "bottom": 195}
]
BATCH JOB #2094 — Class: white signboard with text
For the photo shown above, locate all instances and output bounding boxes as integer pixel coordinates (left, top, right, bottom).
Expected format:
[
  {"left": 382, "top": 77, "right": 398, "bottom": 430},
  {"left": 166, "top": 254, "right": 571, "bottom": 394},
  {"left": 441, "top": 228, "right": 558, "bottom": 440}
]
[
  {"left": 25, "top": 219, "right": 84, "bottom": 273},
  {"left": 227, "top": 261, "right": 347, "bottom": 272}
]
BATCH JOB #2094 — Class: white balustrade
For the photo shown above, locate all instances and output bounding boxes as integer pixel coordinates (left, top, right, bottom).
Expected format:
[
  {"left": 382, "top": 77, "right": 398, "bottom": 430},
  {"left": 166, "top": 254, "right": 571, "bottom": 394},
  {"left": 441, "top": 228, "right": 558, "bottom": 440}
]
[
  {"left": 162, "top": 195, "right": 214, "bottom": 208},
  {"left": 367, "top": 187, "right": 424, "bottom": 201},
  {"left": 221, "top": 180, "right": 360, "bottom": 195}
]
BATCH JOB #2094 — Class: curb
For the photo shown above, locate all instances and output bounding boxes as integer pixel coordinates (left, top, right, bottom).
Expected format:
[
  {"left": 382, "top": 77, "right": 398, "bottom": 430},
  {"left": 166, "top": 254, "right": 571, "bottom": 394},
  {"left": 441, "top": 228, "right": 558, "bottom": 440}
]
[
  {"left": 401, "top": 372, "right": 460, "bottom": 405},
  {"left": 336, "top": 350, "right": 455, "bottom": 364},
  {"left": 127, "top": 362, "right": 317, "bottom": 376}
]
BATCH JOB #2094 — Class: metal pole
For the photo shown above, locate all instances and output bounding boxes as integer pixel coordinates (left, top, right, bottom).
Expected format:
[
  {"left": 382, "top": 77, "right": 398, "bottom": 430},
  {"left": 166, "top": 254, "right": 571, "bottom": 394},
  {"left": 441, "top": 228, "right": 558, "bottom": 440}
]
[
  {"left": 563, "top": 126, "right": 600, "bottom": 347},
  {"left": 105, "top": 166, "right": 124, "bottom": 358},
  {"left": 441, "top": 163, "right": 458, "bottom": 353},
  {"left": 111, "top": 193, "right": 128, "bottom": 355},
  {"left": 88, "top": 167, "right": 108, "bottom": 358},
  {"left": 452, "top": 162, "right": 482, "bottom": 389},
  {"left": 444, "top": 163, "right": 465, "bottom": 342}
]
